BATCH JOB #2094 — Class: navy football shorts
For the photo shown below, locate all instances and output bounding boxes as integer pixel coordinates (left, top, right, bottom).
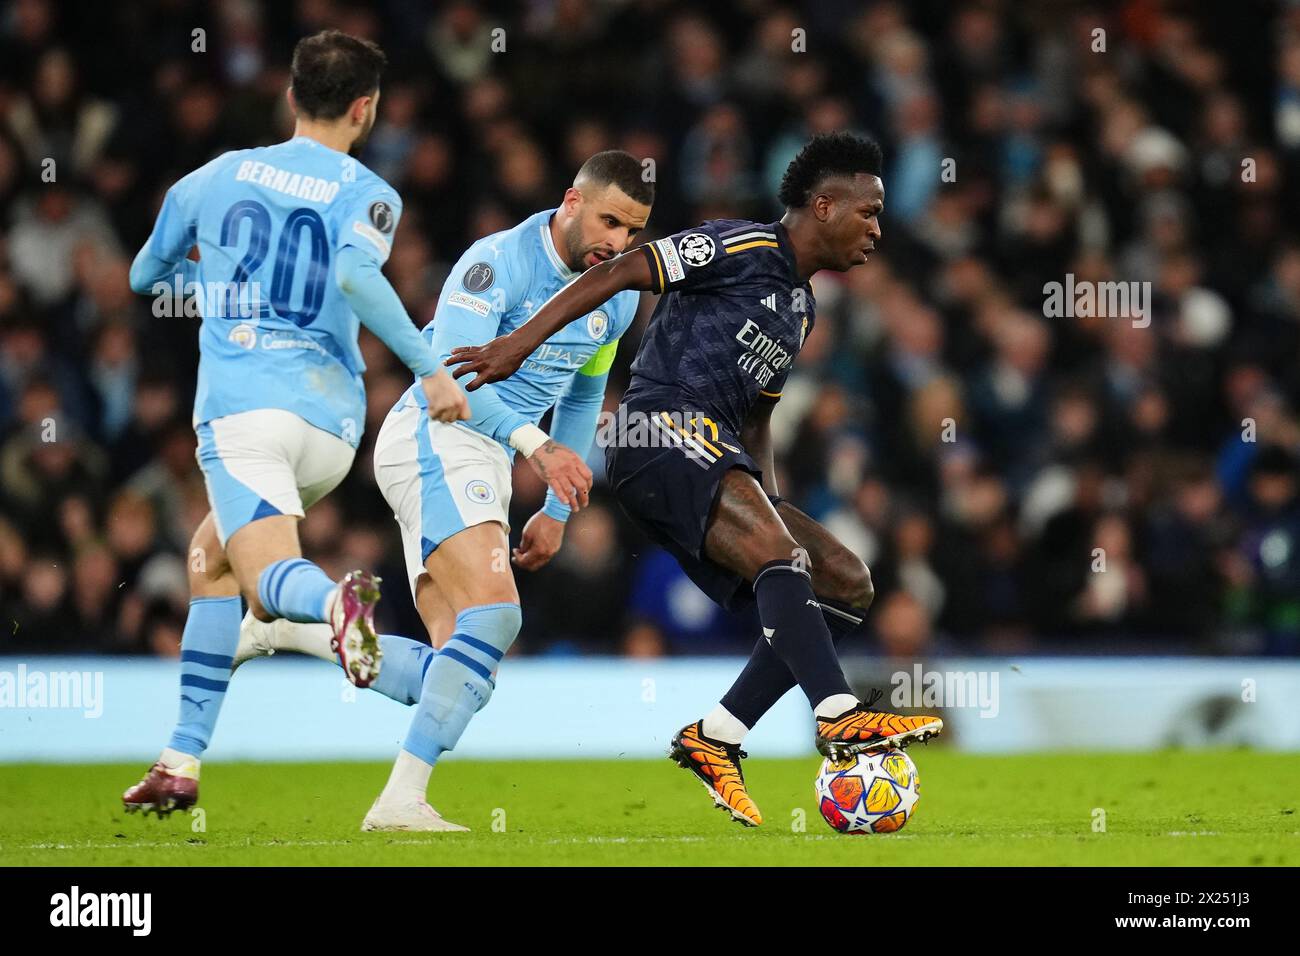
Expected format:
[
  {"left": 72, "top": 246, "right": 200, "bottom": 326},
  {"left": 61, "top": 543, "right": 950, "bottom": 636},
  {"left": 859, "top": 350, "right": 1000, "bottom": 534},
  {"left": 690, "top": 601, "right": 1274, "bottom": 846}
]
[{"left": 605, "top": 407, "right": 771, "bottom": 612}]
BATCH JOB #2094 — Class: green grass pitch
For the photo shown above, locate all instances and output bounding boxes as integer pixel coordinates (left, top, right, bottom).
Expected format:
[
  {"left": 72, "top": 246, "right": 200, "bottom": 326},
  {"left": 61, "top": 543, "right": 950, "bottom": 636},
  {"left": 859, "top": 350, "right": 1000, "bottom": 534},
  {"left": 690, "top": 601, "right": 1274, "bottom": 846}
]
[{"left": 2, "top": 751, "right": 1297, "bottom": 866}]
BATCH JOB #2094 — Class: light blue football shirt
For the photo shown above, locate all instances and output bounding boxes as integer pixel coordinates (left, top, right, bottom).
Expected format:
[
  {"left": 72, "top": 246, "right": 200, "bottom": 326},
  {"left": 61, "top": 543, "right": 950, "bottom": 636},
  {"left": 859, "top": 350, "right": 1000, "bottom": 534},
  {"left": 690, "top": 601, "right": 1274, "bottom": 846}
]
[
  {"left": 407, "top": 208, "right": 640, "bottom": 454},
  {"left": 139, "top": 136, "right": 404, "bottom": 447}
]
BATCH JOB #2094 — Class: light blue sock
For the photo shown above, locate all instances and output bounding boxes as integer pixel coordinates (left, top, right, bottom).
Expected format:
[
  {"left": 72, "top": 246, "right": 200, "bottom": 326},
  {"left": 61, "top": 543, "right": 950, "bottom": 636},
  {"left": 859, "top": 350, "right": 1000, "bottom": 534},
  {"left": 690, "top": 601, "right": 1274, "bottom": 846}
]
[
  {"left": 167, "top": 596, "right": 243, "bottom": 757},
  {"left": 402, "top": 603, "right": 521, "bottom": 764},
  {"left": 257, "top": 558, "right": 335, "bottom": 623},
  {"left": 371, "top": 634, "right": 436, "bottom": 706}
]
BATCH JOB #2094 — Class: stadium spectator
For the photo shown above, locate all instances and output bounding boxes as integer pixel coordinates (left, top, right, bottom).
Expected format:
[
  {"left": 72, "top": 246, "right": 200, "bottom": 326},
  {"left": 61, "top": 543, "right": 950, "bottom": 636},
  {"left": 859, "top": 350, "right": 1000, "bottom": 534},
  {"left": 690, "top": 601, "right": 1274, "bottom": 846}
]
[{"left": 0, "top": 0, "right": 1295, "bottom": 660}]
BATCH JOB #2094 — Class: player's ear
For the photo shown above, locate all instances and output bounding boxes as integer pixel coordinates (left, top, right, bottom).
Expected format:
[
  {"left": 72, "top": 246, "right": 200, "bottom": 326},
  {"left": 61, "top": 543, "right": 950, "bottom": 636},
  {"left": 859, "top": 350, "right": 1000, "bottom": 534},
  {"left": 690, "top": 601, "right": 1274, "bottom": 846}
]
[
  {"left": 562, "top": 186, "right": 583, "bottom": 213},
  {"left": 285, "top": 86, "right": 297, "bottom": 116},
  {"left": 352, "top": 93, "right": 374, "bottom": 125}
]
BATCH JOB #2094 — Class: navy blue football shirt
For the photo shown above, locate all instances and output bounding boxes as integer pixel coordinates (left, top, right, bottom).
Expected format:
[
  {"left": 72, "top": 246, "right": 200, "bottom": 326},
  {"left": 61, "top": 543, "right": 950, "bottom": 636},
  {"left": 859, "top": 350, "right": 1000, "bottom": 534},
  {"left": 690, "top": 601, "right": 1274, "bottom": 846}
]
[{"left": 625, "top": 219, "right": 815, "bottom": 436}]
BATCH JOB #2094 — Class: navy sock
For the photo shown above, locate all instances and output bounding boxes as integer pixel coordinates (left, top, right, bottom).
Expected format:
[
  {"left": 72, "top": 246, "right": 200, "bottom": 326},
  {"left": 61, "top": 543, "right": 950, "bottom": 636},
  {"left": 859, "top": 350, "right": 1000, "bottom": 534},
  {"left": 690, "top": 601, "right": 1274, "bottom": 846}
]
[
  {"left": 721, "top": 597, "right": 866, "bottom": 728},
  {"left": 748, "top": 560, "right": 853, "bottom": 712},
  {"left": 167, "top": 596, "right": 243, "bottom": 756},
  {"left": 819, "top": 597, "right": 869, "bottom": 641}
]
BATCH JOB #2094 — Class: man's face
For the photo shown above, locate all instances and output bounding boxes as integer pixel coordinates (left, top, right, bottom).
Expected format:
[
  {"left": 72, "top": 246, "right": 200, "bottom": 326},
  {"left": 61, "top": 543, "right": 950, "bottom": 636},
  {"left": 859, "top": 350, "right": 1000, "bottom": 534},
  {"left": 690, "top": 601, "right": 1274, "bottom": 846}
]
[
  {"left": 819, "top": 173, "right": 884, "bottom": 271},
  {"left": 561, "top": 184, "right": 651, "bottom": 271}
]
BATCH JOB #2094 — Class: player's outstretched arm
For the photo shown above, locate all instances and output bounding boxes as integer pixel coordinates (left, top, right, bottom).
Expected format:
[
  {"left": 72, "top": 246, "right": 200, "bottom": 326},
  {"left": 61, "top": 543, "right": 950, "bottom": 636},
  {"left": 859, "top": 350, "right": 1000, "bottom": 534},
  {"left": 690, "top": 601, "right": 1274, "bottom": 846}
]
[
  {"left": 446, "top": 250, "right": 653, "bottom": 391},
  {"left": 335, "top": 245, "right": 468, "bottom": 422},
  {"left": 423, "top": 279, "right": 593, "bottom": 510}
]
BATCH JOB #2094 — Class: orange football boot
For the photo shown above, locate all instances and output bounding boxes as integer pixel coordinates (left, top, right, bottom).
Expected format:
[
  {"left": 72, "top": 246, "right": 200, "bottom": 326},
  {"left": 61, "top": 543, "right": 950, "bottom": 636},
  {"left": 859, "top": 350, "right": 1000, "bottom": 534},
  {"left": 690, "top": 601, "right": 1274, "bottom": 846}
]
[
  {"left": 669, "top": 720, "right": 763, "bottom": 827},
  {"left": 816, "top": 690, "right": 943, "bottom": 760}
]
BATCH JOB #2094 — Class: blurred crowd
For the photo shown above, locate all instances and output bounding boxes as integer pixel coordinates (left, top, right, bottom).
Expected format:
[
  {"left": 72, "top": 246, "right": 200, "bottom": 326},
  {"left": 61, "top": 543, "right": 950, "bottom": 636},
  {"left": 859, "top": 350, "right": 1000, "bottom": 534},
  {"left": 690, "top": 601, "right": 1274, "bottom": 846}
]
[{"left": 2, "top": 0, "right": 1300, "bottom": 660}]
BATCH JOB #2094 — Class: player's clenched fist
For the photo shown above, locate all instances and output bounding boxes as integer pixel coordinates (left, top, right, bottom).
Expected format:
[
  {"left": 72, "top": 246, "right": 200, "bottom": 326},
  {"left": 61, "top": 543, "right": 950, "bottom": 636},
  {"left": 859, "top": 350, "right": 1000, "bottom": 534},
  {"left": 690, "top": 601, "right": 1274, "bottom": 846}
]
[
  {"left": 512, "top": 511, "right": 566, "bottom": 571},
  {"left": 420, "top": 369, "right": 471, "bottom": 422},
  {"left": 526, "top": 440, "right": 592, "bottom": 511}
]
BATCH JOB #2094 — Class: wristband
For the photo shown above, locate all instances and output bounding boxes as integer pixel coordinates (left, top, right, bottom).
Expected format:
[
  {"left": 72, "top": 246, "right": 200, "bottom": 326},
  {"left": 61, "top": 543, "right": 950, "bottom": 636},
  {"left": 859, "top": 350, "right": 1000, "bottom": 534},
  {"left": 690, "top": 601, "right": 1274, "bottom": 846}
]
[
  {"left": 508, "top": 423, "right": 550, "bottom": 458},
  {"left": 542, "top": 493, "right": 572, "bottom": 523}
]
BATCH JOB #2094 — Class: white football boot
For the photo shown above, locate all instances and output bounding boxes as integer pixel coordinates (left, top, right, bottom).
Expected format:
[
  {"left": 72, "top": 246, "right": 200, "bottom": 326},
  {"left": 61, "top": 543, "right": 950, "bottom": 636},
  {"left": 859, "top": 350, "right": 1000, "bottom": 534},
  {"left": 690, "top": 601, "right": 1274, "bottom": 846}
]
[
  {"left": 232, "top": 612, "right": 339, "bottom": 669},
  {"left": 232, "top": 611, "right": 284, "bottom": 670},
  {"left": 361, "top": 798, "right": 470, "bottom": 832}
]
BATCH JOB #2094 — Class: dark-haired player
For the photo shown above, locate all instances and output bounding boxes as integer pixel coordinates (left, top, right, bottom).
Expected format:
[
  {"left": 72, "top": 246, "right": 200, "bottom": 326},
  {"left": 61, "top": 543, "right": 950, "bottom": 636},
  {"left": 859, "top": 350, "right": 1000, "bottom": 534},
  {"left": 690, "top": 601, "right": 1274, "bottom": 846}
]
[
  {"left": 121, "top": 30, "right": 469, "bottom": 815},
  {"left": 233, "top": 150, "right": 653, "bottom": 830},
  {"left": 446, "top": 133, "right": 942, "bottom": 826}
]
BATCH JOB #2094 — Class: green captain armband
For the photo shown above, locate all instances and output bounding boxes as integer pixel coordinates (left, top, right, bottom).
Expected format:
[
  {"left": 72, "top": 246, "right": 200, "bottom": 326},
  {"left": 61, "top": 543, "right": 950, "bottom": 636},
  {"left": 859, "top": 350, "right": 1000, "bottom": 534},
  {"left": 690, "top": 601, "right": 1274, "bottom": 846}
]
[{"left": 579, "top": 339, "right": 619, "bottom": 377}]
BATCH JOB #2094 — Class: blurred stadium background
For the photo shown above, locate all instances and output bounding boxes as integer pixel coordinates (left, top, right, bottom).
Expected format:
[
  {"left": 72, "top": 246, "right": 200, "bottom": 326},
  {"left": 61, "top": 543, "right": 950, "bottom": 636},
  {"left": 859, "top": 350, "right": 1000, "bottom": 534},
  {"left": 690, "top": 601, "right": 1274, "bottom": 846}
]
[{"left": 2, "top": 0, "right": 1300, "bottom": 761}]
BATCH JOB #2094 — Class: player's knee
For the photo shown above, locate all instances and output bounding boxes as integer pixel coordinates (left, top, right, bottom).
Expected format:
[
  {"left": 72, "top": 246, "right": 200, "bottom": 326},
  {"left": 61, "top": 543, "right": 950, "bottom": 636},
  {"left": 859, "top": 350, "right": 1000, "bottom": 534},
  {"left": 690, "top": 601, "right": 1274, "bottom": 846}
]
[
  {"left": 454, "top": 602, "right": 522, "bottom": 657},
  {"left": 450, "top": 603, "right": 521, "bottom": 669},
  {"left": 244, "top": 587, "right": 275, "bottom": 622},
  {"left": 825, "top": 553, "right": 874, "bottom": 610},
  {"left": 746, "top": 524, "right": 804, "bottom": 571},
  {"left": 859, "top": 563, "right": 875, "bottom": 610}
]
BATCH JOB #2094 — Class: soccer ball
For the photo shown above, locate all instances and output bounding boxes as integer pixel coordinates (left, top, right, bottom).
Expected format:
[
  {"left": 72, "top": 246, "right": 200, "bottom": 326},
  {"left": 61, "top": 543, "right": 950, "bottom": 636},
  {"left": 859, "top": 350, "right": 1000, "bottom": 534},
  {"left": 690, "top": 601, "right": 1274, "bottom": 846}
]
[{"left": 814, "top": 750, "right": 920, "bottom": 834}]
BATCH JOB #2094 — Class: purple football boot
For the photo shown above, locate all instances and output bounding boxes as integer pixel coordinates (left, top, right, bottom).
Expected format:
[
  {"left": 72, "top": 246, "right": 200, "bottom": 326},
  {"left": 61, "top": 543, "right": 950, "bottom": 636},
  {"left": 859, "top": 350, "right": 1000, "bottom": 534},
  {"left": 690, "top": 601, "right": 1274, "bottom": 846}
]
[{"left": 329, "top": 570, "right": 384, "bottom": 688}]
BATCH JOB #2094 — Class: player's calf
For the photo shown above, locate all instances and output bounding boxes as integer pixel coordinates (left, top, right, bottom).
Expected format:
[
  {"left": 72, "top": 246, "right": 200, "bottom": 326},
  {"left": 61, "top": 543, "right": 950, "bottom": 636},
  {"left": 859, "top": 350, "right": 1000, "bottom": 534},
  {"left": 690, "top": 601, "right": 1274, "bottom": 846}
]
[
  {"left": 242, "top": 562, "right": 385, "bottom": 686},
  {"left": 187, "top": 513, "right": 236, "bottom": 596},
  {"left": 234, "top": 613, "right": 433, "bottom": 706},
  {"left": 365, "top": 603, "right": 520, "bottom": 825},
  {"left": 402, "top": 603, "right": 518, "bottom": 758},
  {"left": 119, "top": 515, "right": 241, "bottom": 818},
  {"left": 773, "top": 499, "right": 874, "bottom": 614}
]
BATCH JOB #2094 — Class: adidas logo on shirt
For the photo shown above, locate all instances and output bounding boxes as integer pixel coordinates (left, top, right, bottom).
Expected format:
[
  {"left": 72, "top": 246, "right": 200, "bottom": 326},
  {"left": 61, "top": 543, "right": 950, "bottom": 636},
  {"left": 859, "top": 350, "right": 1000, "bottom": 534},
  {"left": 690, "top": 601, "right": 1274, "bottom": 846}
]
[{"left": 759, "top": 293, "right": 778, "bottom": 312}]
